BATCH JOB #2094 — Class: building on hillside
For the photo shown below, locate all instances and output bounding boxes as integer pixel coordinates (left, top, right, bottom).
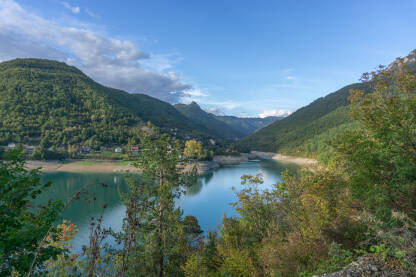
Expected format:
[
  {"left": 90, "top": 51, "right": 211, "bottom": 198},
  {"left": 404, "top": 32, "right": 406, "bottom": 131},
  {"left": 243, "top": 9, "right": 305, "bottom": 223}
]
[
  {"left": 7, "top": 142, "right": 16, "bottom": 149},
  {"left": 115, "top": 147, "right": 122, "bottom": 153},
  {"left": 24, "top": 146, "right": 35, "bottom": 154},
  {"left": 80, "top": 146, "right": 91, "bottom": 154},
  {"left": 131, "top": 146, "right": 139, "bottom": 154},
  {"left": 209, "top": 139, "right": 216, "bottom": 145}
]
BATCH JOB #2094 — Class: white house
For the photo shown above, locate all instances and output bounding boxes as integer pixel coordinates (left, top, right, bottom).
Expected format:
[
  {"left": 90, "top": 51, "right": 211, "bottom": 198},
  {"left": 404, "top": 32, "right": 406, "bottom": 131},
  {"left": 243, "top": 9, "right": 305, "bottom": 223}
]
[
  {"left": 7, "top": 142, "right": 16, "bottom": 149},
  {"left": 115, "top": 147, "right": 122, "bottom": 153}
]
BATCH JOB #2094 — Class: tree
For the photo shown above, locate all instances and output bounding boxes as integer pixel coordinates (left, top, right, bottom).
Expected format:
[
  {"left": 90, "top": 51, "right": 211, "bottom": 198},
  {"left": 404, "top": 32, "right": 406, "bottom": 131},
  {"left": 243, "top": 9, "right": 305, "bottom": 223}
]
[
  {"left": 334, "top": 66, "right": 416, "bottom": 221},
  {"left": 114, "top": 135, "right": 202, "bottom": 276},
  {"left": 183, "top": 140, "right": 202, "bottom": 160},
  {"left": 0, "top": 150, "right": 64, "bottom": 276}
]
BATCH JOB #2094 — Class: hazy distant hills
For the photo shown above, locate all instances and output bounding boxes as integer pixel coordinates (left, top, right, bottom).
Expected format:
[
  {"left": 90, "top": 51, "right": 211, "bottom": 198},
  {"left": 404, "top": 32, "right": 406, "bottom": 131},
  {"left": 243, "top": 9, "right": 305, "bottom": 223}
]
[
  {"left": 240, "top": 49, "right": 416, "bottom": 159},
  {"left": 174, "top": 102, "right": 281, "bottom": 138},
  {"left": 0, "top": 58, "right": 216, "bottom": 147},
  {"left": 215, "top": 115, "right": 281, "bottom": 136},
  {"left": 174, "top": 102, "right": 243, "bottom": 139}
]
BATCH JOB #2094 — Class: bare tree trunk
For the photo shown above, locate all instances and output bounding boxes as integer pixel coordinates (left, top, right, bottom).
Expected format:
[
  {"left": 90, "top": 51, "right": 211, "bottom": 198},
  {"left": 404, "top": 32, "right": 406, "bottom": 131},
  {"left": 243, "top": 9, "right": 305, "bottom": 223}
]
[{"left": 158, "top": 169, "right": 165, "bottom": 277}]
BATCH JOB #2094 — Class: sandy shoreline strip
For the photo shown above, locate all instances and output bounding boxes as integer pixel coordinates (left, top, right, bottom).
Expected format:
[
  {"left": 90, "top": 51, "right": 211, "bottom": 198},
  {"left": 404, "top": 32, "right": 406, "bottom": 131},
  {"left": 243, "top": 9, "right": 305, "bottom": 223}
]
[
  {"left": 25, "top": 160, "right": 140, "bottom": 173},
  {"left": 25, "top": 152, "right": 317, "bottom": 173},
  {"left": 250, "top": 151, "right": 318, "bottom": 167}
]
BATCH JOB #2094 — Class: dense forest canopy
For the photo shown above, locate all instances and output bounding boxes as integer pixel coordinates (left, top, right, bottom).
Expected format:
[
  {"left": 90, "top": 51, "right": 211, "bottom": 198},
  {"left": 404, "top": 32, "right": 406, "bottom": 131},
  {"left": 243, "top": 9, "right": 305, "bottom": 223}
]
[{"left": 0, "top": 59, "right": 217, "bottom": 149}]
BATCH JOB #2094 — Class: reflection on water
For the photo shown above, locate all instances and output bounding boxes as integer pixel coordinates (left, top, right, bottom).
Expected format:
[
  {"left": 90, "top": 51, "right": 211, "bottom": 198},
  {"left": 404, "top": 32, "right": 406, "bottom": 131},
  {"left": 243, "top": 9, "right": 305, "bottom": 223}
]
[{"left": 39, "top": 160, "right": 298, "bottom": 252}]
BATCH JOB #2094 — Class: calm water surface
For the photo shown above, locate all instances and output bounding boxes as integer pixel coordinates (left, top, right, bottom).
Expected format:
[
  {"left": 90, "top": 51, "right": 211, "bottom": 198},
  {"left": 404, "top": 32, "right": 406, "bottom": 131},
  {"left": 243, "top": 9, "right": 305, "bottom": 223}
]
[{"left": 39, "top": 160, "right": 297, "bottom": 251}]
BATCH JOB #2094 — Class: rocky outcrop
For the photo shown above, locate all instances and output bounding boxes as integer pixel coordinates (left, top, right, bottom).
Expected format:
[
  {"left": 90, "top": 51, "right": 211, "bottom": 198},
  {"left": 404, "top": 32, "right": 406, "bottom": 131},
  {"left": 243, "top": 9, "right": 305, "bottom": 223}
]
[
  {"left": 213, "top": 155, "right": 249, "bottom": 165},
  {"left": 314, "top": 256, "right": 406, "bottom": 277},
  {"left": 196, "top": 161, "right": 220, "bottom": 174},
  {"left": 182, "top": 161, "right": 220, "bottom": 175}
]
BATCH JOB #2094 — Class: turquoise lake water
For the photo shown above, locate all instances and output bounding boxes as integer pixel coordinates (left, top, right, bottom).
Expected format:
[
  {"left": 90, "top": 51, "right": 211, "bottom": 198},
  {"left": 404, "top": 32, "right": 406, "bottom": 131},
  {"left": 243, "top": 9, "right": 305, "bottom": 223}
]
[{"left": 39, "top": 159, "right": 297, "bottom": 252}]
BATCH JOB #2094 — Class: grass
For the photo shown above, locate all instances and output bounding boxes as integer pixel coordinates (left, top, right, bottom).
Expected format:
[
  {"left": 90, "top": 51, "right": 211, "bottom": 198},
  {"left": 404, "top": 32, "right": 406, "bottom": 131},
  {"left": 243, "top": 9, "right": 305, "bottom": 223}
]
[
  {"left": 115, "top": 161, "right": 132, "bottom": 166},
  {"left": 83, "top": 151, "right": 127, "bottom": 160}
]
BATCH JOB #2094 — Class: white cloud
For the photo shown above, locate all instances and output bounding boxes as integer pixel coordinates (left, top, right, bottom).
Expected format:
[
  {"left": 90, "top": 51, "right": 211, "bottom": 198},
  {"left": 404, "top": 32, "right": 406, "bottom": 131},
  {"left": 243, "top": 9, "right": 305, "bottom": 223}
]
[
  {"left": 259, "top": 109, "right": 292, "bottom": 118},
  {"left": 0, "top": 0, "right": 192, "bottom": 103},
  {"left": 205, "top": 107, "right": 224, "bottom": 116},
  {"left": 63, "top": 2, "right": 80, "bottom": 14},
  {"left": 84, "top": 8, "right": 95, "bottom": 17},
  {"left": 185, "top": 88, "right": 207, "bottom": 97},
  {"left": 141, "top": 52, "right": 182, "bottom": 72},
  {"left": 285, "top": 75, "right": 295, "bottom": 80}
]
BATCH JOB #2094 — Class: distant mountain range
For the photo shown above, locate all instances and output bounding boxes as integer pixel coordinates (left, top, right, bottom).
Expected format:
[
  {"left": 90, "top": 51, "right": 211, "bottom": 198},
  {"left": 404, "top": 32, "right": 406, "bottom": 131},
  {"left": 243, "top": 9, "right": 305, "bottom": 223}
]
[
  {"left": 239, "top": 49, "right": 416, "bottom": 160},
  {"left": 174, "top": 102, "right": 281, "bottom": 139},
  {"left": 0, "top": 58, "right": 281, "bottom": 148},
  {"left": 215, "top": 115, "right": 281, "bottom": 137}
]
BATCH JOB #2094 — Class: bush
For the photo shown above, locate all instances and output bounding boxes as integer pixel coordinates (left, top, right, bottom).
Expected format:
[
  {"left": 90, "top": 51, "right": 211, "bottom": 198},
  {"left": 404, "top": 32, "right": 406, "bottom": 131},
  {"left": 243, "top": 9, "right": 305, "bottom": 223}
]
[{"left": 31, "top": 147, "right": 68, "bottom": 160}]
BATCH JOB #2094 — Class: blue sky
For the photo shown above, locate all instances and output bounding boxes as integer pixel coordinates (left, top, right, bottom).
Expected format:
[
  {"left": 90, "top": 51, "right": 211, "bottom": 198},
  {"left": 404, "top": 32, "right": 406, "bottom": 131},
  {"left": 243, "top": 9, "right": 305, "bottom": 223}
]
[{"left": 0, "top": 0, "right": 415, "bottom": 117}]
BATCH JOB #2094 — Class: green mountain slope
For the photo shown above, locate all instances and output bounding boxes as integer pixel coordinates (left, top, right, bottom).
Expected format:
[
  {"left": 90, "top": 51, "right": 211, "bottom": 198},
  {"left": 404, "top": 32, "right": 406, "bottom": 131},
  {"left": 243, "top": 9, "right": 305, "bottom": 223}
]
[
  {"left": 0, "top": 58, "right": 210, "bottom": 148},
  {"left": 240, "top": 49, "right": 416, "bottom": 157},
  {"left": 215, "top": 115, "right": 280, "bottom": 136},
  {"left": 174, "top": 102, "right": 243, "bottom": 139},
  {"left": 239, "top": 82, "right": 370, "bottom": 153}
]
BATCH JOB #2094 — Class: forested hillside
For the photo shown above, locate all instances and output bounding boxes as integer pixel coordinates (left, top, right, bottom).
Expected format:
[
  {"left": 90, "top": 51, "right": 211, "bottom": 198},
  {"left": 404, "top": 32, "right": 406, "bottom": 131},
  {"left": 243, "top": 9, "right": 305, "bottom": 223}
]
[
  {"left": 240, "top": 50, "right": 416, "bottom": 160},
  {"left": 239, "top": 82, "right": 370, "bottom": 153},
  {"left": 174, "top": 102, "right": 243, "bottom": 138},
  {"left": 0, "top": 59, "right": 212, "bottom": 148}
]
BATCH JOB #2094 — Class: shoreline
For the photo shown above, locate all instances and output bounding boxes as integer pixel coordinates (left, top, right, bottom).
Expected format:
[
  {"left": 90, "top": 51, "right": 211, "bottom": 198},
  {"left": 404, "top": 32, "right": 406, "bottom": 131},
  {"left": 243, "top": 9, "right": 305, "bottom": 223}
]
[
  {"left": 250, "top": 151, "right": 318, "bottom": 167},
  {"left": 25, "top": 152, "right": 317, "bottom": 174},
  {"left": 25, "top": 160, "right": 141, "bottom": 173}
]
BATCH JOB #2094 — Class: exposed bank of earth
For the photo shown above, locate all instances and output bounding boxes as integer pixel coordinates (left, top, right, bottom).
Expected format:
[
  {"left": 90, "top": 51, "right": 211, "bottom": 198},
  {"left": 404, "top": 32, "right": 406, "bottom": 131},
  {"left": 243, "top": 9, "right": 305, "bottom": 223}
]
[{"left": 25, "top": 151, "right": 317, "bottom": 174}]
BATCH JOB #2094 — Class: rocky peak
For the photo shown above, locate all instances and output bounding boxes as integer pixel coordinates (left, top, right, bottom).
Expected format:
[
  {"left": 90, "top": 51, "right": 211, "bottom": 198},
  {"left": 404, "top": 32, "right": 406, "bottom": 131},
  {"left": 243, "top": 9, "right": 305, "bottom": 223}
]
[
  {"left": 189, "top": 101, "right": 201, "bottom": 108},
  {"left": 387, "top": 49, "right": 416, "bottom": 71}
]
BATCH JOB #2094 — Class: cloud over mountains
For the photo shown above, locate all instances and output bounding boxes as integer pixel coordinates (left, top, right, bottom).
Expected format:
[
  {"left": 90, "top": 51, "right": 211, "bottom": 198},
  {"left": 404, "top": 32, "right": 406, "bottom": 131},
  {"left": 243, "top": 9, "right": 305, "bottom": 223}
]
[
  {"left": 0, "top": 0, "right": 192, "bottom": 103},
  {"left": 259, "top": 109, "right": 292, "bottom": 118}
]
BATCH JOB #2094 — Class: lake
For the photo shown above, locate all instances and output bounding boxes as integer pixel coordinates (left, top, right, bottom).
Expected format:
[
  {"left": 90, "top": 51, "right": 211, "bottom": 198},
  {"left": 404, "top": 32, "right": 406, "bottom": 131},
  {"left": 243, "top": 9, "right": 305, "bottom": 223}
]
[{"left": 39, "top": 159, "right": 297, "bottom": 252}]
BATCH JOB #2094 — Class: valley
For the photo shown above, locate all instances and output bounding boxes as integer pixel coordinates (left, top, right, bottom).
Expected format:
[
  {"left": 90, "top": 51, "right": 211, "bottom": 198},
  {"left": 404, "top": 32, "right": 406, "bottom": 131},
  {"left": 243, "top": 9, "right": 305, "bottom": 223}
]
[{"left": 1, "top": 2, "right": 415, "bottom": 274}]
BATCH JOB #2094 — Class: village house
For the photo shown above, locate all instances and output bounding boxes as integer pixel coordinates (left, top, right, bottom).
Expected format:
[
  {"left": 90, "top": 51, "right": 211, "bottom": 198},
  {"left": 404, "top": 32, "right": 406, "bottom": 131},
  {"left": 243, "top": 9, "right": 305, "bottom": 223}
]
[
  {"left": 115, "top": 147, "right": 122, "bottom": 153},
  {"left": 131, "top": 146, "right": 139, "bottom": 154},
  {"left": 7, "top": 142, "right": 16, "bottom": 149},
  {"left": 80, "top": 146, "right": 91, "bottom": 154},
  {"left": 24, "top": 145, "right": 35, "bottom": 154}
]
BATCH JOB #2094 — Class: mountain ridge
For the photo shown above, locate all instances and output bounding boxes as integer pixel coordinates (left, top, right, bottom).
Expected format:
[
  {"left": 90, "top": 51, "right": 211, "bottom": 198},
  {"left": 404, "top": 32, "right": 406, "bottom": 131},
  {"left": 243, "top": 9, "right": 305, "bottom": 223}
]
[
  {"left": 239, "top": 49, "right": 416, "bottom": 157},
  {"left": 174, "top": 102, "right": 282, "bottom": 138},
  {"left": 174, "top": 102, "right": 243, "bottom": 139},
  {"left": 0, "top": 58, "right": 215, "bottom": 147}
]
